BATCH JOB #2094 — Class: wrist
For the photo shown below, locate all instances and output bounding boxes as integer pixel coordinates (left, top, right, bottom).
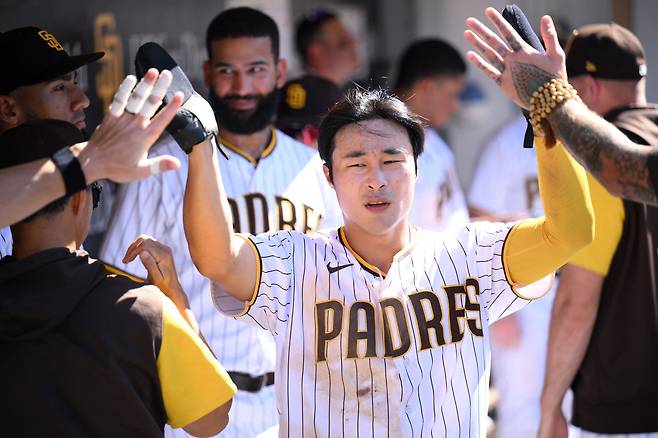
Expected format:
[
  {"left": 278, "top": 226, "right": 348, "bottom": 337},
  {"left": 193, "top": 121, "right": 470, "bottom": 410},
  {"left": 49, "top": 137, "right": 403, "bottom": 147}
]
[
  {"left": 540, "top": 394, "right": 563, "bottom": 415},
  {"left": 74, "top": 141, "right": 102, "bottom": 183}
]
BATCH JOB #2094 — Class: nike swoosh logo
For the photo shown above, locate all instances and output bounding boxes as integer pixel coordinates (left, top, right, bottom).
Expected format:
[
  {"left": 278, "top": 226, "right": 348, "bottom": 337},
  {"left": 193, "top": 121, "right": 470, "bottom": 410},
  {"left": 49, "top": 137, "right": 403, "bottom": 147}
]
[{"left": 327, "top": 262, "right": 353, "bottom": 274}]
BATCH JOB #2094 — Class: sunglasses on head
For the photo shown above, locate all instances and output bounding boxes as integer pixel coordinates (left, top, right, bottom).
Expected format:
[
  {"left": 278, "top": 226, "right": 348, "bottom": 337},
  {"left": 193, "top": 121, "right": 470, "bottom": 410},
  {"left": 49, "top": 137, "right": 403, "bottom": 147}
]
[{"left": 90, "top": 182, "right": 102, "bottom": 209}]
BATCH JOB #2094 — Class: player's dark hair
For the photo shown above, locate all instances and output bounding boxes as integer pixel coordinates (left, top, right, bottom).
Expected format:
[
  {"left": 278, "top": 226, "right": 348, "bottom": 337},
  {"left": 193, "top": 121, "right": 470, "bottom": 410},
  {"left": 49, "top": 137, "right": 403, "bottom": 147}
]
[
  {"left": 206, "top": 7, "right": 280, "bottom": 60},
  {"left": 295, "top": 9, "right": 337, "bottom": 65},
  {"left": 318, "top": 88, "right": 424, "bottom": 180},
  {"left": 393, "top": 39, "right": 467, "bottom": 92}
]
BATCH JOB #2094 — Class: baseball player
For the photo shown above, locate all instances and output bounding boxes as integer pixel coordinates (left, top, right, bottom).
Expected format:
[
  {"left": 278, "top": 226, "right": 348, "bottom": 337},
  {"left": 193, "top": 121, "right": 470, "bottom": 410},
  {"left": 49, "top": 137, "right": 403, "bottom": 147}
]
[
  {"left": 0, "top": 26, "right": 103, "bottom": 258},
  {"left": 100, "top": 8, "right": 340, "bottom": 438},
  {"left": 182, "top": 83, "right": 593, "bottom": 437},
  {"left": 469, "top": 114, "right": 563, "bottom": 437},
  {"left": 394, "top": 39, "right": 469, "bottom": 233}
]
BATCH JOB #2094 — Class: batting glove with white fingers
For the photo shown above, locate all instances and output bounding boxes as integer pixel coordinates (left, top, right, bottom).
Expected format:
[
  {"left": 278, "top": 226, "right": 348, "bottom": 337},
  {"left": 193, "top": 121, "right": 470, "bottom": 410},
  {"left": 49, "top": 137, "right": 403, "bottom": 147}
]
[{"left": 135, "top": 42, "right": 228, "bottom": 158}]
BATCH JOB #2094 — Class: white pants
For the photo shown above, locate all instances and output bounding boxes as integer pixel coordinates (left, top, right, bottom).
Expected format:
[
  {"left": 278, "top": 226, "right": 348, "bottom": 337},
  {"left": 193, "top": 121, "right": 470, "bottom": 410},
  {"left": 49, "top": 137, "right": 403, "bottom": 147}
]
[{"left": 491, "top": 287, "right": 567, "bottom": 438}]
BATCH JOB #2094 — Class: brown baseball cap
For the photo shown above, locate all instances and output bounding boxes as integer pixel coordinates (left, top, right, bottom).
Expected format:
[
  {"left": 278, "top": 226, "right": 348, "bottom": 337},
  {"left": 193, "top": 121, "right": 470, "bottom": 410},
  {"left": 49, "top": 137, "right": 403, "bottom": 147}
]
[
  {"left": 277, "top": 75, "right": 344, "bottom": 129},
  {"left": 0, "top": 26, "right": 104, "bottom": 95},
  {"left": 565, "top": 22, "right": 647, "bottom": 80}
]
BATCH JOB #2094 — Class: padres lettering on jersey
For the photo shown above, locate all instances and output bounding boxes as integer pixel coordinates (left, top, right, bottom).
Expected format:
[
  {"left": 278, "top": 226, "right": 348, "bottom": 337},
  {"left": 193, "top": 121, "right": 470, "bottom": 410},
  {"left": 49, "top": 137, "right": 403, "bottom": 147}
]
[
  {"left": 315, "top": 277, "right": 483, "bottom": 361},
  {"left": 213, "top": 224, "right": 551, "bottom": 438},
  {"left": 228, "top": 193, "right": 323, "bottom": 235}
]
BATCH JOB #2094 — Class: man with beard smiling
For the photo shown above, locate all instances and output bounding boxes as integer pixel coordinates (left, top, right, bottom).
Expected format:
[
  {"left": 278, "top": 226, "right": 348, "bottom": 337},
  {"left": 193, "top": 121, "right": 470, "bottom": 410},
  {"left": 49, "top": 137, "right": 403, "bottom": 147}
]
[{"left": 100, "top": 7, "right": 340, "bottom": 438}]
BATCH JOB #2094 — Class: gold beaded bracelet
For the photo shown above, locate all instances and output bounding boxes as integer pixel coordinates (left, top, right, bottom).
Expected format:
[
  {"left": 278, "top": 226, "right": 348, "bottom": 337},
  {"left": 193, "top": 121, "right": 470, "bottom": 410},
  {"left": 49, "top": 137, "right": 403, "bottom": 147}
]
[{"left": 529, "top": 78, "right": 581, "bottom": 146}]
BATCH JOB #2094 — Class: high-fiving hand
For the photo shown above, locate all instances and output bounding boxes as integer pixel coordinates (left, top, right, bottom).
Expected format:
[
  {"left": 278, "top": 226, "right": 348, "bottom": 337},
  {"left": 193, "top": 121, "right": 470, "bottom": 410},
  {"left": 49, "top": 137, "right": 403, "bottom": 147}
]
[
  {"left": 464, "top": 8, "right": 567, "bottom": 110},
  {"left": 76, "top": 68, "right": 184, "bottom": 184}
]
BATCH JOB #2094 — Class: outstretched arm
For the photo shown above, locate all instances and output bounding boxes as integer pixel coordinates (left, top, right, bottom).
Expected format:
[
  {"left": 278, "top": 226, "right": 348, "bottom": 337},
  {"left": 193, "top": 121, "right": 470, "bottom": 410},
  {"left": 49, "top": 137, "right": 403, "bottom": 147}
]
[
  {"left": 0, "top": 70, "right": 183, "bottom": 228},
  {"left": 464, "top": 7, "right": 658, "bottom": 205},
  {"left": 183, "top": 139, "right": 257, "bottom": 302},
  {"left": 503, "top": 137, "right": 593, "bottom": 286}
]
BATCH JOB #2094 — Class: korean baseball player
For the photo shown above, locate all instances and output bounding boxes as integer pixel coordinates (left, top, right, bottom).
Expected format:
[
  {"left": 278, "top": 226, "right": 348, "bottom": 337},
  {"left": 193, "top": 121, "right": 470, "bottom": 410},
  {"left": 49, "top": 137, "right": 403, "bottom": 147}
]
[
  {"left": 100, "top": 8, "right": 340, "bottom": 438},
  {"left": 181, "top": 84, "right": 593, "bottom": 437}
]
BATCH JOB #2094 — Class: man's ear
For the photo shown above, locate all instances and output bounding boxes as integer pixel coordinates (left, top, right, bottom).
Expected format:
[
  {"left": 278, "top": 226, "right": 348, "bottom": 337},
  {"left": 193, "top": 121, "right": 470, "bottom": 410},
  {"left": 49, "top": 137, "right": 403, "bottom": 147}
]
[
  {"left": 0, "top": 95, "right": 21, "bottom": 127},
  {"left": 276, "top": 58, "right": 288, "bottom": 88},
  {"left": 323, "top": 163, "right": 334, "bottom": 188}
]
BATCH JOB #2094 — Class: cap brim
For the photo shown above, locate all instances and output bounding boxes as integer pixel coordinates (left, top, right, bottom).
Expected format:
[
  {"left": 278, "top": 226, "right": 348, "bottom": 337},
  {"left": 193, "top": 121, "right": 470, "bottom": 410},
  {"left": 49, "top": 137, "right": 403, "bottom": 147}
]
[
  {"left": 56, "top": 51, "right": 105, "bottom": 75},
  {"left": 23, "top": 52, "right": 105, "bottom": 88}
]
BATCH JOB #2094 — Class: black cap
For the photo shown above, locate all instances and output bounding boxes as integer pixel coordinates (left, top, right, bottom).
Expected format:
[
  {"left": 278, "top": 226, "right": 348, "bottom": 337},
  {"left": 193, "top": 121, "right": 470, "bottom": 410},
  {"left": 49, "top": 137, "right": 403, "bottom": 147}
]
[
  {"left": 566, "top": 22, "right": 647, "bottom": 80},
  {"left": 0, "top": 119, "right": 84, "bottom": 170},
  {"left": 277, "top": 75, "right": 343, "bottom": 129},
  {"left": 0, "top": 26, "right": 104, "bottom": 95}
]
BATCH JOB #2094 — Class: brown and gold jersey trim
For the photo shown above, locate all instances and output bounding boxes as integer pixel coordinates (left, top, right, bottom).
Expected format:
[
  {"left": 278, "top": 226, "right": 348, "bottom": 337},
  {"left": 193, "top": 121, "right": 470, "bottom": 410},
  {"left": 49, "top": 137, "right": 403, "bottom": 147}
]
[
  {"left": 220, "top": 129, "right": 277, "bottom": 166},
  {"left": 103, "top": 262, "right": 147, "bottom": 284},
  {"left": 338, "top": 227, "right": 386, "bottom": 279}
]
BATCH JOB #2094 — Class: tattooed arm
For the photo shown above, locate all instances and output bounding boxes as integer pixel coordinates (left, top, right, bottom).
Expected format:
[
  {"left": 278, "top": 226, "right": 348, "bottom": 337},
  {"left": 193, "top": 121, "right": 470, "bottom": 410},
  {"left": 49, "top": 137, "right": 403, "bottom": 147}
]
[
  {"left": 548, "top": 99, "right": 657, "bottom": 204},
  {"left": 464, "top": 7, "right": 658, "bottom": 204}
]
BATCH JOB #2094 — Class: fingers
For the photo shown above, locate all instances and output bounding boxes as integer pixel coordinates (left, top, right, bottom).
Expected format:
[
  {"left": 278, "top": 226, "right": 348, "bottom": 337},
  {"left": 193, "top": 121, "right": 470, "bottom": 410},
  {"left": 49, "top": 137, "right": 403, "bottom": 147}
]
[
  {"left": 484, "top": 7, "right": 528, "bottom": 53},
  {"left": 465, "top": 17, "right": 512, "bottom": 60},
  {"left": 464, "top": 30, "right": 507, "bottom": 74},
  {"left": 122, "top": 234, "right": 148, "bottom": 263},
  {"left": 147, "top": 91, "right": 184, "bottom": 136},
  {"left": 139, "top": 251, "right": 164, "bottom": 283},
  {"left": 109, "top": 75, "right": 137, "bottom": 117},
  {"left": 139, "top": 70, "right": 172, "bottom": 119},
  {"left": 124, "top": 70, "right": 157, "bottom": 115},
  {"left": 540, "top": 15, "right": 562, "bottom": 57},
  {"left": 144, "top": 155, "right": 182, "bottom": 176},
  {"left": 466, "top": 51, "right": 502, "bottom": 85}
]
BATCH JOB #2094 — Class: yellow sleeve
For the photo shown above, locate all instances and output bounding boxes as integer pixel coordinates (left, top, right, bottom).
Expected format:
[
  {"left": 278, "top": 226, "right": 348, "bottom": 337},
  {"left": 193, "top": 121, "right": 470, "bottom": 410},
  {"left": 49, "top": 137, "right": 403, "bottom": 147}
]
[
  {"left": 569, "top": 173, "right": 624, "bottom": 275},
  {"left": 503, "top": 138, "right": 594, "bottom": 286},
  {"left": 157, "top": 295, "right": 237, "bottom": 428}
]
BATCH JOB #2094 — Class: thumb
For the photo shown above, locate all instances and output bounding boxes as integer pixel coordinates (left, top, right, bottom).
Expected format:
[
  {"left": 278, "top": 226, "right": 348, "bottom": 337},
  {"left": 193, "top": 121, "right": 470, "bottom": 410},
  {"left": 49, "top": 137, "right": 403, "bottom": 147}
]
[
  {"left": 138, "top": 155, "right": 182, "bottom": 178},
  {"left": 540, "top": 15, "right": 562, "bottom": 58}
]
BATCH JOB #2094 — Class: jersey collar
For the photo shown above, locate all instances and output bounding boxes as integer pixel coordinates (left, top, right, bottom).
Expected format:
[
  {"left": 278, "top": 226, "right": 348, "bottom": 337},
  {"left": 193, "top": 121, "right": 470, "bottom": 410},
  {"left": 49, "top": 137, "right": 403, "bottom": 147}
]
[
  {"left": 337, "top": 226, "right": 422, "bottom": 280},
  {"left": 220, "top": 128, "right": 277, "bottom": 166}
]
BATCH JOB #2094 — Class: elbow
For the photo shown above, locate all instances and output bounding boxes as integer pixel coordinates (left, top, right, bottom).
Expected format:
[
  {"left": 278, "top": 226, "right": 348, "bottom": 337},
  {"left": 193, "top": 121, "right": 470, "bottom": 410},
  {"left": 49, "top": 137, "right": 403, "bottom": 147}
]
[
  {"left": 190, "top": 248, "right": 235, "bottom": 287},
  {"left": 184, "top": 398, "right": 232, "bottom": 437}
]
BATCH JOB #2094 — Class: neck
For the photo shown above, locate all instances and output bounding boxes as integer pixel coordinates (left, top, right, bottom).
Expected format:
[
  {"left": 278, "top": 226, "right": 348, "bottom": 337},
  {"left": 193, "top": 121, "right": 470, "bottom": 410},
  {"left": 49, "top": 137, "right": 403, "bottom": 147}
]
[
  {"left": 220, "top": 126, "right": 273, "bottom": 160},
  {"left": 597, "top": 79, "right": 647, "bottom": 115},
  {"left": 342, "top": 219, "right": 411, "bottom": 274},
  {"left": 11, "top": 221, "right": 77, "bottom": 260}
]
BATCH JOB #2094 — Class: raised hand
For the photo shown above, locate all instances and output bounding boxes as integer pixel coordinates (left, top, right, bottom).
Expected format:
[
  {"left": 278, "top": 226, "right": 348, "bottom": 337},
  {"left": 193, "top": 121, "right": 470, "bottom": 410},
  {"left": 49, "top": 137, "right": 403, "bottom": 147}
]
[
  {"left": 464, "top": 8, "right": 567, "bottom": 109},
  {"left": 76, "top": 69, "right": 185, "bottom": 184},
  {"left": 122, "top": 234, "right": 186, "bottom": 304}
]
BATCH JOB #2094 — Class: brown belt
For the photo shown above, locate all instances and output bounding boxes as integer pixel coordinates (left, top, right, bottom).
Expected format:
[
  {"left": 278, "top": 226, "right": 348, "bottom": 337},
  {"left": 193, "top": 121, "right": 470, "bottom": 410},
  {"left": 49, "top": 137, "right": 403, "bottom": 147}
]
[{"left": 227, "top": 371, "right": 275, "bottom": 393}]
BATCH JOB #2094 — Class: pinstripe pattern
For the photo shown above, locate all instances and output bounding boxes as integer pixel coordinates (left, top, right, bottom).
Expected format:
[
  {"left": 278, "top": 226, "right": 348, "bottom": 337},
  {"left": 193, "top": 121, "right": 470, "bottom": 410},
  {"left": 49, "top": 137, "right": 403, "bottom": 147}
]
[
  {"left": 0, "top": 227, "right": 11, "bottom": 258},
  {"left": 99, "top": 131, "right": 340, "bottom": 438},
  {"left": 409, "top": 129, "right": 469, "bottom": 233},
  {"left": 213, "top": 222, "right": 551, "bottom": 437}
]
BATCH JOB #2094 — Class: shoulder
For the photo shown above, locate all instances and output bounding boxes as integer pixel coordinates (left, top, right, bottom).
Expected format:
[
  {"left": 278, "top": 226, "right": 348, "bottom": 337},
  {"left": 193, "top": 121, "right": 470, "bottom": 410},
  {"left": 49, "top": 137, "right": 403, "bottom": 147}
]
[{"left": 93, "top": 261, "right": 163, "bottom": 323}]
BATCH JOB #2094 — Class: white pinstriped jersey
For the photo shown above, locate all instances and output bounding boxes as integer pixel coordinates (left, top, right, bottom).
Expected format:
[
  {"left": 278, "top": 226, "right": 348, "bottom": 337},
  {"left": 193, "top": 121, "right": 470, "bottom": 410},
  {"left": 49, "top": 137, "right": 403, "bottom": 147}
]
[
  {"left": 0, "top": 227, "right": 11, "bottom": 258},
  {"left": 469, "top": 116, "right": 543, "bottom": 218},
  {"left": 99, "top": 130, "right": 341, "bottom": 437},
  {"left": 213, "top": 223, "right": 551, "bottom": 438},
  {"left": 409, "top": 129, "right": 469, "bottom": 233}
]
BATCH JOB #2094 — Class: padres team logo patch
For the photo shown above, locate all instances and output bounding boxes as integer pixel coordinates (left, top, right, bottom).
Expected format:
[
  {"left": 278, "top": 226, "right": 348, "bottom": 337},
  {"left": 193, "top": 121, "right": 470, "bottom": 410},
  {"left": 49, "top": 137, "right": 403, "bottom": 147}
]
[
  {"left": 286, "top": 83, "right": 306, "bottom": 110},
  {"left": 38, "top": 30, "right": 64, "bottom": 51}
]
